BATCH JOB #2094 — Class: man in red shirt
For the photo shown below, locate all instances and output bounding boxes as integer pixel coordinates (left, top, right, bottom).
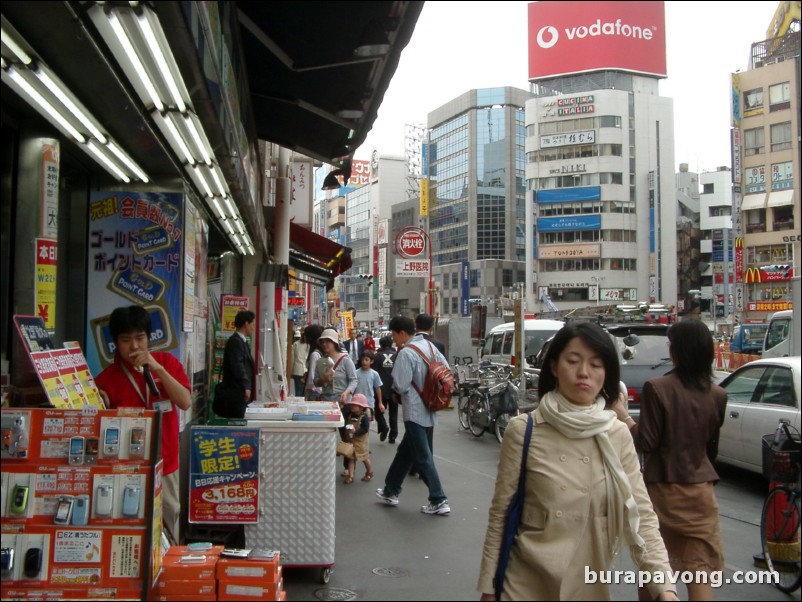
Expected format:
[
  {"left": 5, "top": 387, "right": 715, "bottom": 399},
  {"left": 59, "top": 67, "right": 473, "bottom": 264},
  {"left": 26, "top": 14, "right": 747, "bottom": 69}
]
[{"left": 95, "top": 305, "right": 191, "bottom": 543}]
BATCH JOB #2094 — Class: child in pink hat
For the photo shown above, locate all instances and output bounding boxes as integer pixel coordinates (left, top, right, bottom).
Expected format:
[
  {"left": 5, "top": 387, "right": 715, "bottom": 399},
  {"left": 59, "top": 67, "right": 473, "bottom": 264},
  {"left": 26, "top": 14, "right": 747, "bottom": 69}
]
[{"left": 343, "top": 393, "right": 373, "bottom": 484}]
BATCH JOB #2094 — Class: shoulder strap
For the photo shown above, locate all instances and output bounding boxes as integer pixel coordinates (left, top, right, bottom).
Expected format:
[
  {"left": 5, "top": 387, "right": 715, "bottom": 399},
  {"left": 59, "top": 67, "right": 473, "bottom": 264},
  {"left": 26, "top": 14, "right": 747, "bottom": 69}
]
[
  {"left": 518, "top": 413, "right": 534, "bottom": 485},
  {"left": 405, "top": 342, "right": 430, "bottom": 398},
  {"left": 332, "top": 354, "right": 346, "bottom": 371}
]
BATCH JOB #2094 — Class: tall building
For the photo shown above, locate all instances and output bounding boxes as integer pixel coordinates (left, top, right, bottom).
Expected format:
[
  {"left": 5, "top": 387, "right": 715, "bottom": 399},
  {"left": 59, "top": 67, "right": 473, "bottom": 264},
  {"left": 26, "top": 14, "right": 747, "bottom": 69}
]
[
  {"left": 731, "top": 20, "right": 800, "bottom": 323},
  {"left": 524, "top": 2, "right": 677, "bottom": 313},
  {"left": 426, "top": 87, "right": 533, "bottom": 317}
]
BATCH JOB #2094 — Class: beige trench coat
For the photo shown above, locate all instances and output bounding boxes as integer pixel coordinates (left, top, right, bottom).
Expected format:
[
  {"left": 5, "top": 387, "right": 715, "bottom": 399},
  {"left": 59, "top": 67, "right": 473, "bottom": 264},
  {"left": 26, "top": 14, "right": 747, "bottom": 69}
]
[{"left": 477, "top": 410, "right": 673, "bottom": 600}]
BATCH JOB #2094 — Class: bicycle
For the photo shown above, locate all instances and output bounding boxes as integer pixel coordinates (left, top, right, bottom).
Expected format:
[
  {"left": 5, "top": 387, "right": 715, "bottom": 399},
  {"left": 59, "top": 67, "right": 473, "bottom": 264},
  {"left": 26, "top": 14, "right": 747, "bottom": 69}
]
[{"left": 760, "top": 420, "right": 801, "bottom": 594}]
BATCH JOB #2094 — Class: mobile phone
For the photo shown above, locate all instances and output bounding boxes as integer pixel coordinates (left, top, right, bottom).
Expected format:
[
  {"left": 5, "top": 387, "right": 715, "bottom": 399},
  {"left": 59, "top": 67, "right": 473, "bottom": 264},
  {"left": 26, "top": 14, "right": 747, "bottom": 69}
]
[
  {"left": 10, "top": 484, "right": 29, "bottom": 516},
  {"left": 187, "top": 542, "right": 213, "bottom": 552},
  {"left": 54, "top": 495, "right": 75, "bottom": 525},
  {"left": 84, "top": 437, "right": 99, "bottom": 465},
  {"left": 0, "top": 547, "right": 14, "bottom": 579},
  {"left": 122, "top": 485, "right": 140, "bottom": 518},
  {"left": 95, "top": 485, "right": 113, "bottom": 517},
  {"left": 68, "top": 436, "right": 85, "bottom": 465},
  {"left": 178, "top": 554, "right": 207, "bottom": 563},
  {"left": 103, "top": 426, "right": 120, "bottom": 458},
  {"left": 248, "top": 548, "right": 278, "bottom": 560},
  {"left": 128, "top": 427, "right": 145, "bottom": 458},
  {"left": 23, "top": 548, "right": 42, "bottom": 579},
  {"left": 72, "top": 494, "right": 90, "bottom": 526},
  {"left": 221, "top": 548, "right": 251, "bottom": 558}
]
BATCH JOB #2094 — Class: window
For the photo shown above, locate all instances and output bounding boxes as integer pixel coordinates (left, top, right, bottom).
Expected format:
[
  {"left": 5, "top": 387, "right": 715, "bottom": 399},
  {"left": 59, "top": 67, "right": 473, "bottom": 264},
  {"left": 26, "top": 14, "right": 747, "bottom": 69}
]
[
  {"left": 744, "top": 127, "right": 765, "bottom": 155},
  {"left": 743, "top": 88, "right": 763, "bottom": 110},
  {"left": 770, "top": 122, "right": 792, "bottom": 152},
  {"left": 769, "top": 82, "right": 791, "bottom": 110}
]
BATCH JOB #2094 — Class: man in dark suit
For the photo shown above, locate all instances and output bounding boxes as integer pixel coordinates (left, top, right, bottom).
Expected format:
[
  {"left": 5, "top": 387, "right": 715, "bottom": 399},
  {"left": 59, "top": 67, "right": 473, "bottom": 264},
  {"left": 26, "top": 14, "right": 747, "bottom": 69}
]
[
  {"left": 414, "top": 313, "right": 446, "bottom": 357},
  {"left": 344, "top": 328, "right": 364, "bottom": 365},
  {"left": 214, "top": 310, "right": 256, "bottom": 418}
]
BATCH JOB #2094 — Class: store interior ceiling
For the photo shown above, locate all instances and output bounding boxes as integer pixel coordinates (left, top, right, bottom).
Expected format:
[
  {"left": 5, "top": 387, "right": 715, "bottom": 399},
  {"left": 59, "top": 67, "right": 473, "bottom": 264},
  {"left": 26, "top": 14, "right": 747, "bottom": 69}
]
[{"left": 1, "top": 1, "right": 423, "bottom": 255}]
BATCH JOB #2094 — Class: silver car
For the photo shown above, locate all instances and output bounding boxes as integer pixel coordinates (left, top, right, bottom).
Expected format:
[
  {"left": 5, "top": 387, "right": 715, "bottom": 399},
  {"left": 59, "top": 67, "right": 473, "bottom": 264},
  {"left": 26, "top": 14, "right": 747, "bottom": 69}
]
[{"left": 717, "top": 356, "right": 801, "bottom": 476}]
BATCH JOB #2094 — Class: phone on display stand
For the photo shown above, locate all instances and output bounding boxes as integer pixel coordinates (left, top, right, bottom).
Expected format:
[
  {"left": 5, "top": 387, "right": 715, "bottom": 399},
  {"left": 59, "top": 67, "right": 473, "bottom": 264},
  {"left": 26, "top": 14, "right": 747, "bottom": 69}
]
[
  {"left": 72, "top": 494, "right": 90, "bottom": 526},
  {"left": 95, "top": 485, "right": 113, "bottom": 517},
  {"left": 122, "top": 485, "right": 140, "bottom": 518},
  {"left": 23, "top": 548, "right": 42, "bottom": 579},
  {"left": 103, "top": 426, "right": 120, "bottom": 458},
  {"left": 68, "top": 436, "right": 85, "bottom": 465},
  {"left": 54, "top": 495, "right": 74, "bottom": 525},
  {"left": 0, "top": 547, "right": 14, "bottom": 579},
  {"left": 128, "top": 427, "right": 145, "bottom": 458},
  {"left": 10, "top": 484, "right": 29, "bottom": 516},
  {"left": 84, "top": 437, "right": 99, "bottom": 465}
]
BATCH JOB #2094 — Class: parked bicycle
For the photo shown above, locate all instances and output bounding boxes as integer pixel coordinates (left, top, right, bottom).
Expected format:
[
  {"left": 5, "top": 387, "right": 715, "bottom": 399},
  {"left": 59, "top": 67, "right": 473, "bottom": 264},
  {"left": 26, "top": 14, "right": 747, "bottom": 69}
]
[{"left": 760, "top": 419, "right": 801, "bottom": 594}]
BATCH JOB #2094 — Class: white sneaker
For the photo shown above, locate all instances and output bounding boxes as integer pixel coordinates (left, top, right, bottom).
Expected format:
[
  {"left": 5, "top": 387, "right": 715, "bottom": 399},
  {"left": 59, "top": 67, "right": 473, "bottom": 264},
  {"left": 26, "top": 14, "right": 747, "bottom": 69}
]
[
  {"left": 375, "top": 488, "right": 399, "bottom": 506},
  {"left": 421, "top": 499, "right": 450, "bottom": 515}
]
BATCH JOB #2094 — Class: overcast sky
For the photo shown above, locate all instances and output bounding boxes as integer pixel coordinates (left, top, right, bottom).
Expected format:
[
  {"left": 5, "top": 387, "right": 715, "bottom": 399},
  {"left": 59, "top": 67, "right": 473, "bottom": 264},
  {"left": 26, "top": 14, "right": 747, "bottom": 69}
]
[{"left": 354, "top": 1, "right": 781, "bottom": 173}]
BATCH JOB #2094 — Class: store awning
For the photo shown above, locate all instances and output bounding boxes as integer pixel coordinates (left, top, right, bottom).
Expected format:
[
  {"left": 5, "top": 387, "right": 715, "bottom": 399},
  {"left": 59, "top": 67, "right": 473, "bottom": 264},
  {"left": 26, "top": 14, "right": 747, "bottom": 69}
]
[
  {"left": 289, "top": 222, "right": 352, "bottom": 287},
  {"left": 741, "top": 193, "right": 767, "bottom": 211},
  {"left": 767, "top": 190, "right": 795, "bottom": 207}
]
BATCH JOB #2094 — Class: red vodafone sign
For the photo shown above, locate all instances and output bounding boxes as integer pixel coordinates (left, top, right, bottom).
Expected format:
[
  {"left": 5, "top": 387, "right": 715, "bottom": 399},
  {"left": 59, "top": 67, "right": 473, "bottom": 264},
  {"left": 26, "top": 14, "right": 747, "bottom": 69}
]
[
  {"left": 395, "top": 227, "right": 427, "bottom": 258},
  {"left": 528, "top": 1, "right": 666, "bottom": 81}
]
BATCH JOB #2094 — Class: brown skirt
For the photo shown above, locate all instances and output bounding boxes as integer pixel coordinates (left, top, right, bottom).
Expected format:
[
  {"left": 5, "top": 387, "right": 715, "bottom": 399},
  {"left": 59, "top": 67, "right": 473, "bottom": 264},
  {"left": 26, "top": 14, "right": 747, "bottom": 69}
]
[{"left": 647, "top": 481, "right": 725, "bottom": 572}]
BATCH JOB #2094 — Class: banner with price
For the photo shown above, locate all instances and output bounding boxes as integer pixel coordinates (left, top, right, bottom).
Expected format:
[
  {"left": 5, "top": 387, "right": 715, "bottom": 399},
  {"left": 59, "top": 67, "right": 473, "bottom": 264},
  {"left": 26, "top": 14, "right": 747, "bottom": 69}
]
[{"left": 188, "top": 426, "right": 260, "bottom": 524}]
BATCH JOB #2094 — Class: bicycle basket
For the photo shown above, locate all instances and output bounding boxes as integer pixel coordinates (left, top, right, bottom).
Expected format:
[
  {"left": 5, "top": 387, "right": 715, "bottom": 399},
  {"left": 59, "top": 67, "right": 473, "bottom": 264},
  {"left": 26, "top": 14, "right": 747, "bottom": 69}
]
[{"left": 761, "top": 433, "right": 801, "bottom": 483}]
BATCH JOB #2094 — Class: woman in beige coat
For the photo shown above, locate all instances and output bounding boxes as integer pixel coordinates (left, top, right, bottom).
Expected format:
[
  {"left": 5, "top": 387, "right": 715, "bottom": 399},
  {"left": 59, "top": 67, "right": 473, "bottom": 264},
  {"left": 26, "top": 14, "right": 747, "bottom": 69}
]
[{"left": 477, "top": 322, "right": 678, "bottom": 601}]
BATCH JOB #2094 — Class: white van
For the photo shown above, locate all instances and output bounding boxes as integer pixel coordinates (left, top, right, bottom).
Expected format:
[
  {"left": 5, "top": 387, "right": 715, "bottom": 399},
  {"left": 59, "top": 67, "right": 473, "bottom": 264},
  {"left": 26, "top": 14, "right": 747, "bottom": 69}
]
[
  {"left": 762, "top": 310, "right": 798, "bottom": 358},
  {"left": 479, "top": 319, "right": 565, "bottom": 370}
]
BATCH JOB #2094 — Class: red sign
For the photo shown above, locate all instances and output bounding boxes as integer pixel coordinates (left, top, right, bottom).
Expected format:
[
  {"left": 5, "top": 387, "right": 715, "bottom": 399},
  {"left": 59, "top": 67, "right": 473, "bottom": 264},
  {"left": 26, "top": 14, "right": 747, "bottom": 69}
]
[
  {"left": 395, "top": 228, "right": 426, "bottom": 258},
  {"left": 528, "top": 1, "right": 666, "bottom": 81},
  {"left": 288, "top": 296, "right": 305, "bottom": 306}
]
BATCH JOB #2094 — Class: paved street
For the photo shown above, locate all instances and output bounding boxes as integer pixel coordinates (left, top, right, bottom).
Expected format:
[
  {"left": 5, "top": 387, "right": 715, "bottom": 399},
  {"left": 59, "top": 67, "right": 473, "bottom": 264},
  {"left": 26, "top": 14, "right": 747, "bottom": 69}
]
[{"left": 282, "top": 410, "right": 794, "bottom": 601}]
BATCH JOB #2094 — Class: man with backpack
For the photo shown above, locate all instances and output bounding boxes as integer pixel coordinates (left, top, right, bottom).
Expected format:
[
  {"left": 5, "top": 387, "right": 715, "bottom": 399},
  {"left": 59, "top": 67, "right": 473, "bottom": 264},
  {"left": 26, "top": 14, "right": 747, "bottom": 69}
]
[{"left": 375, "top": 316, "right": 451, "bottom": 516}]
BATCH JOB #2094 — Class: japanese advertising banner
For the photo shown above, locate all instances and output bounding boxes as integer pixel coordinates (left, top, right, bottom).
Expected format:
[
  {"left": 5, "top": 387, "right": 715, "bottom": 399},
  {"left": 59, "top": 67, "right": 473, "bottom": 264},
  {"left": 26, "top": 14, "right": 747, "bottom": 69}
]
[
  {"left": 85, "top": 191, "right": 184, "bottom": 375},
  {"left": 189, "top": 426, "right": 260, "bottom": 524}
]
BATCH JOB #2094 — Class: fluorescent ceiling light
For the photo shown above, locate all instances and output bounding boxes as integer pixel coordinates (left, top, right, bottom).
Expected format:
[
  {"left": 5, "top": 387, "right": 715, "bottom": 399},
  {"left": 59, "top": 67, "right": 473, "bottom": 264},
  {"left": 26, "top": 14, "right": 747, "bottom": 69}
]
[
  {"left": 210, "top": 196, "right": 224, "bottom": 219},
  {"left": 35, "top": 65, "right": 108, "bottom": 144},
  {"left": 5, "top": 66, "right": 85, "bottom": 143},
  {"left": 137, "top": 9, "right": 186, "bottom": 112},
  {"left": 210, "top": 166, "right": 229, "bottom": 197},
  {"left": 156, "top": 112, "right": 194, "bottom": 165},
  {"left": 1, "top": 26, "right": 32, "bottom": 64},
  {"left": 87, "top": 140, "right": 130, "bottom": 182},
  {"left": 108, "top": 10, "right": 164, "bottom": 111},
  {"left": 184, "top": 114, "right": 211, "bottom": 165},
  {"left": 190, "top": 164, "right": 213, "bottom": 198},
  {"left": 106, "top": 141, "right": 149, "bottom": 183}
]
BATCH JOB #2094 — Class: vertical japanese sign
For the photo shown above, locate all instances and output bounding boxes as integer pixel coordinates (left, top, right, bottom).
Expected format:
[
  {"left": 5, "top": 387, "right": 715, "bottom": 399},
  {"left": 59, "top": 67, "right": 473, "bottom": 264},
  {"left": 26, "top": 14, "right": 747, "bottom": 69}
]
[
  {"left": 41, "top": 142, "right": 59, "bottom": 239},
  {"left": 461, "top": 260, "right": 470, "bottom": 317},
  {"left": 189, "top": 426, "right": 260, "bottom": 524},
  {"left": 221, "top": 295, "right": 250, "bottom": 332},
  {"left": 290, "top": 160, "right": 312, "bottom": 225},
  {"left": 85, "top": 192, "right": 184, "bottom": 375},
  {"left": 35, "top": 239, "right": 58, "bottom": 330}
]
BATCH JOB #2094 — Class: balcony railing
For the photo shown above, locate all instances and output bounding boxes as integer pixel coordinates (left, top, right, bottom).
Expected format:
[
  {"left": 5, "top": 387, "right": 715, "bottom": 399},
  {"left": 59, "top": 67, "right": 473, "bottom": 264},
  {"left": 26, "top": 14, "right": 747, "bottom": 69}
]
[
  {"left": 746, "top": 222, "right": 766, "bottom": 233},
  {"left": 773, "top": 219, "right": 795, "bottom": 231}
]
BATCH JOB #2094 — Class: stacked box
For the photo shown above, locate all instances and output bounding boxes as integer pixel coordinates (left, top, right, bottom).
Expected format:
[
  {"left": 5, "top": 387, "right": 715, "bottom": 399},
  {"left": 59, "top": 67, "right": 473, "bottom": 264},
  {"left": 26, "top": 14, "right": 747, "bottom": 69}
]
[
  {"left": 216, "top": 554, "right": 283, "bottom": 601},
  {"left": 149, "top": 552, "right": 219, "bottom": 601}
]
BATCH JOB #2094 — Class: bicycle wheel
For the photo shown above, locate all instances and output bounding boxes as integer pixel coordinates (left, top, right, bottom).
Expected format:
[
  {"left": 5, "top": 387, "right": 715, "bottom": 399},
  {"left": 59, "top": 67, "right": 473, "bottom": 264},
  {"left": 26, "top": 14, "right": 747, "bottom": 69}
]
[
  {"left": 467, "top": 393, "right": 487, "bottom": 437},
  {"left": 761, "top": 486, "right": 801, "bottom": 593},
  {"left": 457, "top": 392, "right": 470, "bottom": 430},
  {"left": 494, "top": 411, "right": 515, "bottom": 444}
]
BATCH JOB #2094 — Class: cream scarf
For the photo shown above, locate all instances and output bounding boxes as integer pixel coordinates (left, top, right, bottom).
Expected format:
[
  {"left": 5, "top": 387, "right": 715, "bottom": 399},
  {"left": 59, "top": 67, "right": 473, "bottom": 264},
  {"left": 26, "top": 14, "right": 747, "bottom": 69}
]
[{"left": 539, "top": 390, "right": 644, "bottom": 553}]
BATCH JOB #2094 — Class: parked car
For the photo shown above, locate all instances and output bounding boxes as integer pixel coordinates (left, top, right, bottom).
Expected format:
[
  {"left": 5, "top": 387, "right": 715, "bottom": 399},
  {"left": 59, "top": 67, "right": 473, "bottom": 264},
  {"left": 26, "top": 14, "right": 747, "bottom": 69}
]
[
  {"left": 479, "top": 319, "right": 565, "bottom": 371},
  {"left": 716, "top": 356, "right": 801, "bottom": 476}
]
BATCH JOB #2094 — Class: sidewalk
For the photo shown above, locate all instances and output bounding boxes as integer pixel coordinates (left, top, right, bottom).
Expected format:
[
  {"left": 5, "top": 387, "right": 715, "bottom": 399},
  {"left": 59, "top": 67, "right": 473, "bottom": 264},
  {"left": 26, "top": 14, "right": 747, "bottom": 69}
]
[{"left": 281, "top": 416, "right": 792, "bottom": 600}]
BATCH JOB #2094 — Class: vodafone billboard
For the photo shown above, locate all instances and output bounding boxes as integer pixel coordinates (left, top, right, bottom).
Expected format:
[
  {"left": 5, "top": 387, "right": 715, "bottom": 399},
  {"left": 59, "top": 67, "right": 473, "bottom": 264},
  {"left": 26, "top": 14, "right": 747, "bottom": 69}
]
[{"left": 528, "top": 1, "right": 666, "bottom": 81}]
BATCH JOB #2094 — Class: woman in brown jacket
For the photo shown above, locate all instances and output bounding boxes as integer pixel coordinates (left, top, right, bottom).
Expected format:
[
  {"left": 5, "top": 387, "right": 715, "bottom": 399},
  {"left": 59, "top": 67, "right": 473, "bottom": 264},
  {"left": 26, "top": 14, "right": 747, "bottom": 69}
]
[
  {"left": 478, "top": 322, "right": 678, "bottom": 601},
  {"left": 613, "top": 319, "right": 727, "bottom": 601}
]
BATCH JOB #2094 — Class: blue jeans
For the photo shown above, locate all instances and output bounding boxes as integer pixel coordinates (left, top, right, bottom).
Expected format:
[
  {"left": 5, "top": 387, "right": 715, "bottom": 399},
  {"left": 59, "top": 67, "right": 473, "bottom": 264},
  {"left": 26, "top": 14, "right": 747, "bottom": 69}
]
[{"left": 383, "top": 421, "right": 446, "bottom": 504}]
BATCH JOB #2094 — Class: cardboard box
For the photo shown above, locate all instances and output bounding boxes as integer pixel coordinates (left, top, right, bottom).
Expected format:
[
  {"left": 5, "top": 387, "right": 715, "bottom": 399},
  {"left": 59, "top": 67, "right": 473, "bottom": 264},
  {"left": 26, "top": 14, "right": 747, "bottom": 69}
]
[
  {"left": 216, "top": 555, "right": 280, "bottom": 581},
  {"left": 151, "top": 578, "right": 217, "bottom": 596},
  {"left": 149, "top": 596, "right": 211, "bottom": 602},
  {"left": 165, "top": 544, "right": 225, "bottom": 557},
  {"left": 159, "top": 553, "right": 218, "bottom": 581},
  {"left": 217, "top": 577, "right": 283, "bottom": 601}
]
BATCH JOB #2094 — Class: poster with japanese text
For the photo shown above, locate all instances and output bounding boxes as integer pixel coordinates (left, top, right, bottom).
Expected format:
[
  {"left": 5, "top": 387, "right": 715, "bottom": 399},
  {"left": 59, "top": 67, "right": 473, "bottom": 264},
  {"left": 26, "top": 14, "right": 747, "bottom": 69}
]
[
  {"left": 85, "top": 191, "right": 184, "bottom": 375},
  {"left": 188, "top": 426, "right": 259, "bottom": 524},
  {"left": 221, "top": 295, "right": 250, "bottom": 332}
]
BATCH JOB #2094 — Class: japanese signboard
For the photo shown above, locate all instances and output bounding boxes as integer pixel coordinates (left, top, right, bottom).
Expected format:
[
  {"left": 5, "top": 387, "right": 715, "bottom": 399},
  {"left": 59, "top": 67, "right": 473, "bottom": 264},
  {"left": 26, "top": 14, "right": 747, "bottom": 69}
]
[
  {"left": 35, "top": 239, "right": 58, "bottom": 330},
  {"left": 189, "top": 426, "right": 260, "bottom": 524},
  {"left": 221, "top": 295, "right": 250, "bottom": 332}
]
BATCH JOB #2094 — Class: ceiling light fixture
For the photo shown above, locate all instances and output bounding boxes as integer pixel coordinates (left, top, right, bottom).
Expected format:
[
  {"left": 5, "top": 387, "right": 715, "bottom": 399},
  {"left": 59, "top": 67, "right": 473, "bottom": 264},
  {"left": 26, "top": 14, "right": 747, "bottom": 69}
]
[{"left": 353, "top": 22, "right": 392, "bottom": 57}]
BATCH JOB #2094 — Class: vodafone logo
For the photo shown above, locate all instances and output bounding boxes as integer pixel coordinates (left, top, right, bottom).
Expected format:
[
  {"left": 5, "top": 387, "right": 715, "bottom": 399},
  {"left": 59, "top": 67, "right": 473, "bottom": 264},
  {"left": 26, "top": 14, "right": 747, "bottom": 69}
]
[
  {"left": 535, "top": 18, "right": 654, "bottom": 49},
  {"left": 537, "top": 25, "right": 559, "bottom": 49}
]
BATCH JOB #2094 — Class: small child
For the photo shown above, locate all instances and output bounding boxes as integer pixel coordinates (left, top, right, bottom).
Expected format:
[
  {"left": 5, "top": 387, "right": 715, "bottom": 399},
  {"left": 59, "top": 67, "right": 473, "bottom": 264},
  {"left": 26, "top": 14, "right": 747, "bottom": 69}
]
[
  {"left": 354, "top": 350, "right": 389, "bottom": 440},
  {"left": 343, "top": 393, "right": 372, "bottom": 484}
]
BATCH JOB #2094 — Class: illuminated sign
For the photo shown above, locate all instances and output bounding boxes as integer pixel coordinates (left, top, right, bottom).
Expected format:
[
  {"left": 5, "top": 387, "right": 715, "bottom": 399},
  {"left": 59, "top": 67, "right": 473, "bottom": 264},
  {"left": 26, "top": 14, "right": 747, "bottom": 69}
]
[{"left": 288, "top": 296, "right": 305, "bottom": 306}]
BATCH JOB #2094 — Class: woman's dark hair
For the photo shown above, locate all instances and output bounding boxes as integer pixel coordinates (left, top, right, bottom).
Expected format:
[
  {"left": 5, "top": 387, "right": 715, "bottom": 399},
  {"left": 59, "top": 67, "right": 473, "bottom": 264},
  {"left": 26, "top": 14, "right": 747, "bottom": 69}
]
[
  {"left": 304, "top": 323, "right": 324, "bottom": 363},
  {"left": 667, "top": 319, "right": 713, "bottom": 391},
  {"left": 109, "top": 306, "right": 151, "bottom": 343},
  {"left": 537, "top": 321, "right": 620, "bottom": 406},
  {"left": 379, "top": 334, "right": 394, "bottom": 349}
]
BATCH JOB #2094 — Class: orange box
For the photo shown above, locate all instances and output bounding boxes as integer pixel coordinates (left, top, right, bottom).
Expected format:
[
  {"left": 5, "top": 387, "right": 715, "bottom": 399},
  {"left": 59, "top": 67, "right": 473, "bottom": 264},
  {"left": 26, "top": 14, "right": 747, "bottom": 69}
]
[
  {"left": 216, "top": 555, "right": 280, "bottom": 581},
  {"left": 159, "top": 553, "right": 218, "bottom": 581},
  {"left": 149, "top": 596, "right": 210, "bottom": 602},
  {"left": 280, "top": 591, "right": 286, "bottom": 601},
  {"left": 165, "top": 544, "right": 225, "bottom": 557},
  {"left": 151, "top": 578, "right": 217, "bottom": 596},
  {"left": 217, "top": 577, "right": 283, "bottom": 601}
]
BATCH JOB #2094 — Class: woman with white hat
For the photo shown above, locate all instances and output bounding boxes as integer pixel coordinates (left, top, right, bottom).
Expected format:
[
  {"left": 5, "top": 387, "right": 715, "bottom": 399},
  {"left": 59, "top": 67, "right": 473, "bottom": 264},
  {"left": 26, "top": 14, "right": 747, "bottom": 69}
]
[{"left": 314, "top": 328, "right": 358, "bottom": 406}]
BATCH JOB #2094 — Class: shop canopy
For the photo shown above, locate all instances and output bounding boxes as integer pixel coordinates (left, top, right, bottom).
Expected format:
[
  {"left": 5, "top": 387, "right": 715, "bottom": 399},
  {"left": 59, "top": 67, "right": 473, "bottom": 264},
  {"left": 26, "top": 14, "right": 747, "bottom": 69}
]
[{"left": 288, "top": 223, "right": 352, "bottom": 289}]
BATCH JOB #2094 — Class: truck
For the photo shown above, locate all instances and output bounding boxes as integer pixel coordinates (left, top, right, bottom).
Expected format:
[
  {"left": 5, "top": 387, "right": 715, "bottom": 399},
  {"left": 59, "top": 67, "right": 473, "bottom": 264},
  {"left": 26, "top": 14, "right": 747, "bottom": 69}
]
[{"left": 762, "top": 276, "right": 800, "bottom": 358}]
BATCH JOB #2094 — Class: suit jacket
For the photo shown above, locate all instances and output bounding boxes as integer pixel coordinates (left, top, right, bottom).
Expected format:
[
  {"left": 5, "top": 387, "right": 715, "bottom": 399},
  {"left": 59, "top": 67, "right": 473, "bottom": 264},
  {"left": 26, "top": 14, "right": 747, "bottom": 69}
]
[
  {"left": 222, "top": 332, "right": 253, "bottom": 394},
  {"left": 477, "top": 410, "right": 673, "bottom": 600},
  {"left": 418, "top": 332, "right": 446, "bottom": 357},
  {"left": 344, "top": 339, "right": 364, "bottom": 362}
]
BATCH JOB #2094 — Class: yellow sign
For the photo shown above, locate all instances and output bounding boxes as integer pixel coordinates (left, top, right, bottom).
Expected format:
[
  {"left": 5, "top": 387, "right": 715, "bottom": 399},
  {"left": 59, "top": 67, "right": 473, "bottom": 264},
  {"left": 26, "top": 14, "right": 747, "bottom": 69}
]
[
  {"left": 35, "top": 239, "right": 58, "bottom": 330},
  {"left": 221, "top": 295, "right": 250, "bottom": 332},
  {"left": 420, "top": 178, "right": 429, "bottom": 216}
]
